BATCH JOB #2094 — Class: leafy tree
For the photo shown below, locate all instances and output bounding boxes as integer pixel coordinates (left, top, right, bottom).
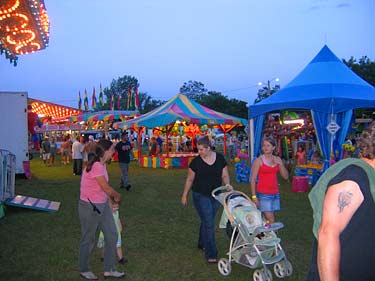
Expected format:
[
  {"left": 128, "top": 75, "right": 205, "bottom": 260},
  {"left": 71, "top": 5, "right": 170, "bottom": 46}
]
[
  {"left": 343, "top": 56, "right": 375, "bottom": 119},
  {"left": 137, "top": 92, "right": 165, "bottom": 114},
  {"left": 179, "top": 80, "right": 208, "bottom": 100},
  {"left": 102, "top": 75, "right": 139, "bottom": 111},
  {"left": 196, "top": 91, "right": 248, "bottom": 119},
  {"left": 343, "top": 56, "right": 375, "bottom": 86},
  {"left": 253, "top": 82, "right": 280, "bottom": 104}
]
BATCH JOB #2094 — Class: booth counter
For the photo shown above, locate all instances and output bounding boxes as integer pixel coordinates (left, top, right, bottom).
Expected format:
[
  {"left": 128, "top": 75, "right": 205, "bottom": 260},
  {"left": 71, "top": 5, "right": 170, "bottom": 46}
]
[
  {"left": 139, "top": 153, "right": 198, "bottom": 169},
  {"left": 294, "top": 164, "right": 323, "bottom": 187}
]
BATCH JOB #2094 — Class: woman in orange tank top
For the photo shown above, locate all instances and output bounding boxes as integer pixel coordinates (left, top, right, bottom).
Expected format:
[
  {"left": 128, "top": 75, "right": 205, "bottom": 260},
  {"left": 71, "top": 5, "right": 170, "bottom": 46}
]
[{"left": 250, "top": 138, "right": 289, "bottom": 223}]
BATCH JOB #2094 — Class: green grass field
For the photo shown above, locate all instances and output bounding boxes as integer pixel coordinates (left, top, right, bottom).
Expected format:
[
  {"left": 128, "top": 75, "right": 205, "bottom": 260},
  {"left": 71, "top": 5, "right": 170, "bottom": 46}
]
[{"left": 0, "top": 156, "right": 314, "bottom": 281}]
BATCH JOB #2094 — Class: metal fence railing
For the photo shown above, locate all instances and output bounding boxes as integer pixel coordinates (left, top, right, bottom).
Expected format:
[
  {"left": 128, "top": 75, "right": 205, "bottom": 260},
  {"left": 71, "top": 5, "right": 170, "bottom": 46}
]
[{"left": 0, "top": 150, "right": 16, "bottom": 203}]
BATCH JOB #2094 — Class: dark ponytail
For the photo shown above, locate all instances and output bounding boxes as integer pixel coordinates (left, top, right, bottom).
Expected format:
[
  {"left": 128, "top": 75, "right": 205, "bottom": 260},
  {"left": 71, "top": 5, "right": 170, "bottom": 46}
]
[{"left": 85, "top": 139, "right": 114, "bottom": 172}]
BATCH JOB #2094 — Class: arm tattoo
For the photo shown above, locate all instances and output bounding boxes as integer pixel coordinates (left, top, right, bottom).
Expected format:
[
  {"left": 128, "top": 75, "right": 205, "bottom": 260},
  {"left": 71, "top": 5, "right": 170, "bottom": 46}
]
[{"left": 337, "top": 191, "right": 353, "bottom": 213}]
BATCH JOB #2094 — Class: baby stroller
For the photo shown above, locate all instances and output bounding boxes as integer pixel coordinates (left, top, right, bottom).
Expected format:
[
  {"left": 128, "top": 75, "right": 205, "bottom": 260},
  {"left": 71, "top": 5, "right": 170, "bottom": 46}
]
[{"left": 212, "top": 186, "right": 292, "bottom": 281}]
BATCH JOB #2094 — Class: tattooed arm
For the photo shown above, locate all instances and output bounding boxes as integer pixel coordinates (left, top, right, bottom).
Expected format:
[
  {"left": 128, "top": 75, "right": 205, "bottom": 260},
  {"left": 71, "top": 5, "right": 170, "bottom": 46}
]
[{"left": 317, "top": 180, "right": 364, "bottom": 281}]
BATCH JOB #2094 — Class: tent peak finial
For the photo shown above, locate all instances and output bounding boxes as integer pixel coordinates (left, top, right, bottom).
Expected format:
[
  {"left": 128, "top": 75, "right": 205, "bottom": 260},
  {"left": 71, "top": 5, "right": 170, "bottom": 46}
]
[{"left": 310, "top": 45, "right": 341, "bottom": 64}]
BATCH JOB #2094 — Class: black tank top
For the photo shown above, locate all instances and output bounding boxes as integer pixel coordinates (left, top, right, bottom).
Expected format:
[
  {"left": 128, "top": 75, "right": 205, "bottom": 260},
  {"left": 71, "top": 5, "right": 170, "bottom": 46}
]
[{"left": 306, "top": 165, "right": 375, "bottom": 281}]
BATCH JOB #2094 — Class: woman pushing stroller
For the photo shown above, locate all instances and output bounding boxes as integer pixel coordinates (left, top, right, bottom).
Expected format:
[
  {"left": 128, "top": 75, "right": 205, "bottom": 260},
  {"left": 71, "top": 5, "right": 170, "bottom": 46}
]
[{"left": 181, "top": 136, "right": 231, "bottom": 263}]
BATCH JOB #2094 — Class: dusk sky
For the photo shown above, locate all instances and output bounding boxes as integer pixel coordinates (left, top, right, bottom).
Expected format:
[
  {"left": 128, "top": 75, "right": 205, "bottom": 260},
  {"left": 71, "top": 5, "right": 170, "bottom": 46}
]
[{"left": 0, "top": 0, "right": 374, "bottom": 109}]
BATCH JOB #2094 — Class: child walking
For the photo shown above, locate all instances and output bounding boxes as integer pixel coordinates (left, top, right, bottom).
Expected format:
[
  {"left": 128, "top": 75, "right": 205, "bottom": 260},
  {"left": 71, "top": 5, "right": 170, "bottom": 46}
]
[{"left": 97, "top": 201, "right": 127, "bottom": 264}]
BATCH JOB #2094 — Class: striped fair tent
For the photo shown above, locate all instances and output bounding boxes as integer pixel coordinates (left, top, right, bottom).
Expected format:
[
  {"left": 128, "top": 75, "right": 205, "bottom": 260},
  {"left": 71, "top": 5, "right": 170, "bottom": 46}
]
[
  {"left": 70, "top": 110, "right": 139, "bottom": 123},
  {"left": 113, "top": 93, "right": 247, "bottom": 156}
]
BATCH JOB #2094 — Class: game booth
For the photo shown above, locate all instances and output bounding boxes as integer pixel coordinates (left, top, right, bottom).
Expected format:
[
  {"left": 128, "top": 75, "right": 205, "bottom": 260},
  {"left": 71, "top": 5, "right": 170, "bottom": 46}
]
[
  {"left": 114, "top": 94, "right": 247, "bottom": 169},
  {"left": 249, "top": 45, "right": 375, "bottom": 192}
]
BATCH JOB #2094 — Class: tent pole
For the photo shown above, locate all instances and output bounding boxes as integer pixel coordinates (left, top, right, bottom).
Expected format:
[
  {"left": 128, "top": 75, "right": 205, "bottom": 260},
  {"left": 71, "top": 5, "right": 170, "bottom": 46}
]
[
  {"left": 166, "top": 126, "right": 170, "bottom": 157},
  {"left": 217, "top": 124, "right": 237, "bottom": 157},
  {"left": 250, "top": 118, "right": 254, "bottom": 163},
  {"left": 217, "top": 125, "right": 227, "bottom": 155},
  {"left": 137, "top": 127, "right": 145, "bottom": 161}
]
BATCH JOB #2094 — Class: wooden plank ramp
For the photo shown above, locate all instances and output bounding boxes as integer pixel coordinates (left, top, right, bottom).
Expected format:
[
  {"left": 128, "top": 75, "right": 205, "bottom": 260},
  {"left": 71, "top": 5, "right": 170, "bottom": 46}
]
[{"left": 5, "top": 195, "right": 60, "bottom": 212}]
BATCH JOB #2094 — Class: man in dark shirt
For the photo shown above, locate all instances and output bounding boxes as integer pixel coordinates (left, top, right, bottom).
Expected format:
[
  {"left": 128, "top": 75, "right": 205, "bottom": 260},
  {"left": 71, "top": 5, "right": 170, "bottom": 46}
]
[{"left": 115, "top": 132, "right": 132, "bottom": 190}]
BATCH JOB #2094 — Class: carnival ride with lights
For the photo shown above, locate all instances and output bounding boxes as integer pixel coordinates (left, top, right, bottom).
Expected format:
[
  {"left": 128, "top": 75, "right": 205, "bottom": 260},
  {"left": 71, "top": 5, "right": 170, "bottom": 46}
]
[
  {"left": 29, "top": 98, "right": 138, "bottom": 151},
  {"left": 0, "top": 0, "right": 50, "bottom": 66},
  {"left": 27, "top": 98, "right": 83, "bottom": 151}
]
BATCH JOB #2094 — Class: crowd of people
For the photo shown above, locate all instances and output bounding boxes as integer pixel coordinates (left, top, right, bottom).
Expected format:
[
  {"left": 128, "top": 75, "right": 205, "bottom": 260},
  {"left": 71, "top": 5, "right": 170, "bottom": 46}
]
[{"left": 30, "top": 123, "right": 375, "bottom": 280}]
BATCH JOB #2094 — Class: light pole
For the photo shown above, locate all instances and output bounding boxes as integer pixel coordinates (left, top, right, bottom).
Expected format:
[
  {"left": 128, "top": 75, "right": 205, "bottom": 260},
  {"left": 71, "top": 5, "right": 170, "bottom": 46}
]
[
  {"left": 258, "top": 77, "right": 280, "bottom": 91},
  {"left": 253, "top": 78, "right": 280, "bottom": 105},
  {"left": 250, "top": 77, "right": 280, "bottom": 162}
]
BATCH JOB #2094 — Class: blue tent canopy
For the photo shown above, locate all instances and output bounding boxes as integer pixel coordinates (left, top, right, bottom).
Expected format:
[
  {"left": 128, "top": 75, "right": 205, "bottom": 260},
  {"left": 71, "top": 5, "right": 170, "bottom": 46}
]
[
  {"left": 248, "top": 45, "right": 375, "bottom": 170},
  {"left": 249, "top": 45, "right": 375, "bottom": 118}
]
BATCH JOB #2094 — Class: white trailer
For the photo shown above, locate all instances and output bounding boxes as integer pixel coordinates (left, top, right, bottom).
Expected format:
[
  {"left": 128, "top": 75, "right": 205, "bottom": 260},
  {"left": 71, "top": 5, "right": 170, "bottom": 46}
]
[{"left": 0, "top": 92, "right": 29, "bottom": 174}]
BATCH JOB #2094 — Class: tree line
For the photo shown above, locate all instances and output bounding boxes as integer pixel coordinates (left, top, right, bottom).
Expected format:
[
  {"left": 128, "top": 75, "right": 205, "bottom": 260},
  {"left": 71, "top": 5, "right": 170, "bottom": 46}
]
[{"left": 97, "top": 56, "right": 374, "bottom": 118}]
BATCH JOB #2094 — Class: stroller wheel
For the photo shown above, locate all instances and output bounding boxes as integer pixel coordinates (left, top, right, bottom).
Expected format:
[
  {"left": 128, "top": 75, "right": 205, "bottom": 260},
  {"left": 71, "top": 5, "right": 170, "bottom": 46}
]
[
  {"left": 284, "top": 260, "right": 293, "bottom": 277},
  {"left": 253, "top": 268, "right": 273, "bottom": 281},
  {"left": 273, "top": 261, "right": 286, "bottom": 278},
  {"left": 218, "top": 258, "right": 231, "bottom": 276},
  {"left": 263, "top": 268, "right": 273, "bottom": 281}
]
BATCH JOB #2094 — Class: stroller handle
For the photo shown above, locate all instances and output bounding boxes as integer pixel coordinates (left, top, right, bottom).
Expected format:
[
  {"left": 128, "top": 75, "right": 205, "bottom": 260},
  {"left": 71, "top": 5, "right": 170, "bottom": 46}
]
[
  {"left": 211, "top": 185, "right": 232, "bottom": 197},
  {"left": 212, "top": 186, "right": 253, "bottom": 224}
]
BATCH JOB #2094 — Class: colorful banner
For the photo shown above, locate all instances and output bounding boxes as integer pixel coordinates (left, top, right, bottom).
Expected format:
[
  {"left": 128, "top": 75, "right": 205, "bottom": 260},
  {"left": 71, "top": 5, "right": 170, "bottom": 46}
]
[
  {"left": 110, "top": 93, "right": 114, "bottom": 110},
  {"left": 78, "top": 91, "right": 82, "bottom": 110},
  {"left": 92, "top": 87, "right": 97, "bottom": 109},
  {"left": 135, "top": 86, "right": 139, "bottom": 110},
  {"left": 99, "top": 83, "right": 104, "bottom": 106},
  {"left": 84, "top": 89, "right": 89, "bottom": 111}
]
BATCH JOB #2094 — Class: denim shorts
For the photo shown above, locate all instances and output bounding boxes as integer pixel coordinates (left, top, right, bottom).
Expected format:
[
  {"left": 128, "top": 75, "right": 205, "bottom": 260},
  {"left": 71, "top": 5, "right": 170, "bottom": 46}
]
[{"left": 257, "top": 192, "right": 280, "bottom": 212}]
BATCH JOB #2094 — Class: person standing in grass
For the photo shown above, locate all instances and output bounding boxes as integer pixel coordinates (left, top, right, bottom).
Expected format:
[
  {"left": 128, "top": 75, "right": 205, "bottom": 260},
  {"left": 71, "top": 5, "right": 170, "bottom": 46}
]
[
  {"left": 60, "top": 135, "right": 71, "bottom": 165},
  {"left": 41, "top": 135, "right": 51, "bottom": 166},
  {"left": 78, "top": 139, "right": 125, "bottom": 280},
  {"left": 181, "top": 136, "right": 231, "bottom": 264},
  {"left": 250, "top": 137, "right": 289, "bottom": 224},
  {"left": 115, "top": 132, "right": 132, "bottom": 191},
  {"left": 72, "top": 136, "right": 84, "bottom": 175},
  {"left": 49, "top": 136, "right": 57, "bottom": 166}
]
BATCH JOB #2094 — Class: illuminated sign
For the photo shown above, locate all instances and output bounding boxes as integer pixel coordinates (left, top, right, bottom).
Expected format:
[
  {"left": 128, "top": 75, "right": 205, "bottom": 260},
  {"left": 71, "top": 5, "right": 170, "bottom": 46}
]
[{"left": 0, "top": 0, "right": 50, "bottom": 65}]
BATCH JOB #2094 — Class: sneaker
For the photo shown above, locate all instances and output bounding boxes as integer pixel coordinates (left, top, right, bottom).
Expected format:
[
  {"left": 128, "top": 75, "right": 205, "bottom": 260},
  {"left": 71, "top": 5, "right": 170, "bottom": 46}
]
[
  {"left": 104, "top": 271, "right": 125, "bottom": 279},
  {"left": 125, "top": 184, "right": 132, "bottom": 191},
  {"left": 118, "top": 257, "right": 128, "bottom": 264},
  {"left": 80, "top": 271, "right": 98, "bottom": 280}
]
